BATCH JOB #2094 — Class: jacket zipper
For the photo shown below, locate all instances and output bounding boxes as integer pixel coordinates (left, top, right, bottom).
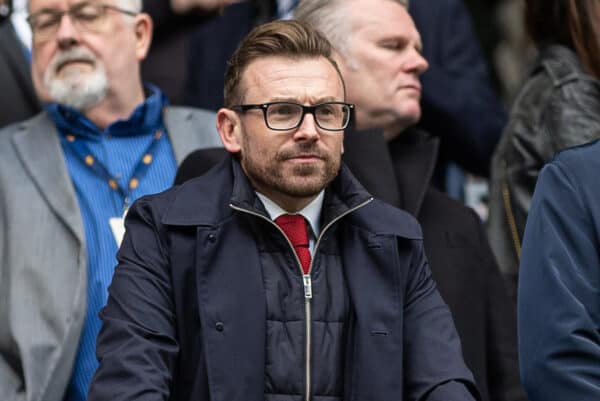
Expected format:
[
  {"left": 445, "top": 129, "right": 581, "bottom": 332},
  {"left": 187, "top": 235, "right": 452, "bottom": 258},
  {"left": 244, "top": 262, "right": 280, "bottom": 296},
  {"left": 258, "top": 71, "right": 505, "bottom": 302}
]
[{"left": 230, "top": 196, "right": 373, "bottom": 401}]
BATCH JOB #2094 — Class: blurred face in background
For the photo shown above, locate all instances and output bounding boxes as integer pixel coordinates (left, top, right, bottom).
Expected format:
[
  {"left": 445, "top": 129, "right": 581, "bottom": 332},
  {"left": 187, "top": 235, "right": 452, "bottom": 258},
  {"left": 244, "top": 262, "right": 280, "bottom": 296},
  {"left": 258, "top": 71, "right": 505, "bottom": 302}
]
[
  {"left": 338, "top": 0, "right": 428, "bottom": 140},
  {"left": 28, "top": 0, "right": 151, "bottom": 111},
  {"left": 0, "top": 0, "right": 11, "bottom": 21}
]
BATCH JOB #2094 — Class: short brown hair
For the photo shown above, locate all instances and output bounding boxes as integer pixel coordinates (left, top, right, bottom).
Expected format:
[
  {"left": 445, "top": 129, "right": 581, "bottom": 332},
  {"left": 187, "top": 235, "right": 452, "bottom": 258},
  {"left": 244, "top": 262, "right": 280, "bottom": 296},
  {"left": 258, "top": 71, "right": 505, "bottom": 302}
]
[
  {"left": 525, "top": 0, "right": 600, "bottom": 79},
  {"left": 223, "top": 19, "right": 346, "bottom": 107}
]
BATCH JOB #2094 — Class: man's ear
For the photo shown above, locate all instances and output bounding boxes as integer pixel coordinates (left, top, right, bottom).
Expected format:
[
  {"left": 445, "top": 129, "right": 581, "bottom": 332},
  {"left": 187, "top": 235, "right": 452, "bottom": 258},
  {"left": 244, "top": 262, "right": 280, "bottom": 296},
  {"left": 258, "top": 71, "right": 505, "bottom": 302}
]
[
  {"left": 217, "top": 108, "right": 243, "bottom": 154},
  {"left": 134, "top": 13, "right": 153, "bottom": 61}
]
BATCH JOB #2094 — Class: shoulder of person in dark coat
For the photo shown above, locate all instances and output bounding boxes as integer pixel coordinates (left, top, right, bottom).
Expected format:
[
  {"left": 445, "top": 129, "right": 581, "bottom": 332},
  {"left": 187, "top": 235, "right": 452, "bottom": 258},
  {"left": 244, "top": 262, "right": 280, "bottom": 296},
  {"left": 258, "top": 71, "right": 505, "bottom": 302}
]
[{"left": 174, "top": 147, "right": 228, "bottom": 185}]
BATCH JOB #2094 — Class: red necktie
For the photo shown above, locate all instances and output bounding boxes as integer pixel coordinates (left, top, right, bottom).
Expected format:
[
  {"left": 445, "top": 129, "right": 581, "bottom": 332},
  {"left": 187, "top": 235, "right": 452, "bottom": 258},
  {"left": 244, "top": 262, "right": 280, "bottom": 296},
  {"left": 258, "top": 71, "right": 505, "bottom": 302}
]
[{"left": 275, "top": 214, "right": 312, "bottom": 274}]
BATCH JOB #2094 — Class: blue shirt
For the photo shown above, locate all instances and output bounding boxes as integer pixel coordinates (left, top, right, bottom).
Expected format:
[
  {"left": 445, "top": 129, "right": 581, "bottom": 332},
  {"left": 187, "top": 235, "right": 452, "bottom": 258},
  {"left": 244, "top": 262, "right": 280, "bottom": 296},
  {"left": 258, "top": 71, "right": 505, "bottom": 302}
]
[{"left": 46, "top": 86, "right": 177, "bottom": 401}]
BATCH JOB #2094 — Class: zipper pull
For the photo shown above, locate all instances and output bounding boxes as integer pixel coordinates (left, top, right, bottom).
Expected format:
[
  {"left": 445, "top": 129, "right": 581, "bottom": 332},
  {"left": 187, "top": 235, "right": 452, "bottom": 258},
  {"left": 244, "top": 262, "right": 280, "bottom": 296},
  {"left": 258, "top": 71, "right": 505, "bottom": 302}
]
[{"left": 303, "top": 274, "right": 313, "bottom": 299}]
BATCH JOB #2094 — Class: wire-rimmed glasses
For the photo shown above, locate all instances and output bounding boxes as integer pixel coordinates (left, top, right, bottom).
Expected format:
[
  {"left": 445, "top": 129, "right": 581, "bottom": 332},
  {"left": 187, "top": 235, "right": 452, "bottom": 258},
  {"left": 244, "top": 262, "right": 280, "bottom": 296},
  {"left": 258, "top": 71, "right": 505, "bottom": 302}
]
[{"left": 27, "top": 2, "right": 138, "bottom": 43}]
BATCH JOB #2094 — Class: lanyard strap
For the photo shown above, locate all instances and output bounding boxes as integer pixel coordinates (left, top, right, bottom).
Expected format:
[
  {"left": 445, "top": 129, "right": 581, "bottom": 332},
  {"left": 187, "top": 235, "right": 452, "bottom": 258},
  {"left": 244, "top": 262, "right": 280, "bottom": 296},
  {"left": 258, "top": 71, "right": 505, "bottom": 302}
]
[{"left": 62, "top": 129, "right": 165, "bottom": 210}]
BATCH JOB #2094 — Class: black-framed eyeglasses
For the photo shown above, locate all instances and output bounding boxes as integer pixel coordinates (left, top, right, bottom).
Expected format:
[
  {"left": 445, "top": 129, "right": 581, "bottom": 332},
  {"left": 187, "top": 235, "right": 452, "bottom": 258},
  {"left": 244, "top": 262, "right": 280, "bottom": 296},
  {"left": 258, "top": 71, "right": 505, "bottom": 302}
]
[
  {"left": 231, "top": 101, "right": 354, "bottom": 131},
  {"left": 27, "top": 2, "right": 138, "bottom": 43}
]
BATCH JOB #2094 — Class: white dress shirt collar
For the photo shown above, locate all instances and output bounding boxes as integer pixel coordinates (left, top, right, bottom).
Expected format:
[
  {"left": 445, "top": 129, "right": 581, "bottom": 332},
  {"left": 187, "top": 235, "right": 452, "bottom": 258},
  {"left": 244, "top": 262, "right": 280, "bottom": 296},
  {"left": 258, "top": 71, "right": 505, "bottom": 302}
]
[{"left": 256, "top": 190, "right": 324, "bottom": 240}]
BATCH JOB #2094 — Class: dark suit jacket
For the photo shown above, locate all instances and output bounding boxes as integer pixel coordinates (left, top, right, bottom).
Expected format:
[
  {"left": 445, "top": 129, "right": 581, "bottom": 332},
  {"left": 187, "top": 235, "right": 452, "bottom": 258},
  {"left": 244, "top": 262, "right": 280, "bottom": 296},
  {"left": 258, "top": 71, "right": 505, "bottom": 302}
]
[
  {"left": 343, "top": 128, "right": 527, "bottom": 401},
  {"left": 175, "top": 129, "right": 527, "bottom": 401},
  {"left": 0, "top": 21, "right": 41, "bottom": 128}
]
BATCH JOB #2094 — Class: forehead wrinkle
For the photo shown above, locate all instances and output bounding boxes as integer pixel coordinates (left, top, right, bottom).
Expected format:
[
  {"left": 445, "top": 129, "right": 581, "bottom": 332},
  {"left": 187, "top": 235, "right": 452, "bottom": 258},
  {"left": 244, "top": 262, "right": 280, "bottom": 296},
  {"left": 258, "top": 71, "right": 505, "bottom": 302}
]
[
  {"left": 245, "top": 80, "right": 342, "bottom": 104},
  {"left": 242, "top": 60, "right": 344, "bottom": 103}
]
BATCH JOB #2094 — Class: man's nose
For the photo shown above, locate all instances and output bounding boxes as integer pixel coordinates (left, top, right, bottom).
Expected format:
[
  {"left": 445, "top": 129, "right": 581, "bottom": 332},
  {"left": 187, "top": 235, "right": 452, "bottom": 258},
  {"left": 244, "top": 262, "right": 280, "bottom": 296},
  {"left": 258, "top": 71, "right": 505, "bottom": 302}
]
[
  {"left": 404, "top": 49, "right": 429, "bottom": 76},
  {"left": 293, "top": 112, "right": 320, "bottom": 141},
  {"left": 56, "top": 13, "right": 81, "bottom": 49}
]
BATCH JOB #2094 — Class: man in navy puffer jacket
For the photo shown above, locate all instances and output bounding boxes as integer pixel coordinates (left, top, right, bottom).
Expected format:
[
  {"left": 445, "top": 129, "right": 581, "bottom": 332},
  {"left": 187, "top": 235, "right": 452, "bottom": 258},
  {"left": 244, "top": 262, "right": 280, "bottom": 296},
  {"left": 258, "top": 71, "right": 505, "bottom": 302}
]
[{"left": 88, "top": 19, "right": 479, "bottom": 401}]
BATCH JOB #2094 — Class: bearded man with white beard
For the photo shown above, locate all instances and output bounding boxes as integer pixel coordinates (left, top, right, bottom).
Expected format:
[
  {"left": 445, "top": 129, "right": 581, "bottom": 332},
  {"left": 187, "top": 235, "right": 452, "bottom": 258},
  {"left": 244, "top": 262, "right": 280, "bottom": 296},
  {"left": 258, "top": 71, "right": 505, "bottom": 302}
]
[{"left": 0, "top": 1, "right": 222, "bottom": 401}]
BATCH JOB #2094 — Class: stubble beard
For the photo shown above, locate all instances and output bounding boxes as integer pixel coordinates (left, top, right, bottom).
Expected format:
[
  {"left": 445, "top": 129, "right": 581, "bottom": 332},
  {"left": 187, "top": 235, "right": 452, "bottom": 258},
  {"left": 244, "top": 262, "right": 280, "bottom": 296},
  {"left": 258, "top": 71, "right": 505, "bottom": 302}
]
[{"left": 241, "top": 141, "right": 340, "bottom": 199}]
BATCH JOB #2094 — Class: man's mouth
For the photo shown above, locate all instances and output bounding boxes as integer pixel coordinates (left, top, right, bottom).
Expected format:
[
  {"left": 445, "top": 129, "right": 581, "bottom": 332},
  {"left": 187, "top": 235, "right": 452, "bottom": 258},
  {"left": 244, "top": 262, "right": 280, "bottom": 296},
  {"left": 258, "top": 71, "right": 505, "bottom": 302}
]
[
  {"left": 283, "top": 153, "right": 323, "bottom": 163},
  {"left": 290, "top": 152, "right": 322, "bottom": 158},
  {"left": 56, "top": 58, "right": 94, "bottom": 73},
  {"left": 401, "top": 83, "right": 422, "bottom": 92}
]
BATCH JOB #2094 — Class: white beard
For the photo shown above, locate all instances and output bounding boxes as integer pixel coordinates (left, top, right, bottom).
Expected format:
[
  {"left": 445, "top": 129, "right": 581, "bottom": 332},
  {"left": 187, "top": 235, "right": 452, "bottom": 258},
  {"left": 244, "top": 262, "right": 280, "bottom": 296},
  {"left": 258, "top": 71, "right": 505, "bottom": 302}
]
[{"left": 43, "top": 47, "right": 108, "bottom": 110}]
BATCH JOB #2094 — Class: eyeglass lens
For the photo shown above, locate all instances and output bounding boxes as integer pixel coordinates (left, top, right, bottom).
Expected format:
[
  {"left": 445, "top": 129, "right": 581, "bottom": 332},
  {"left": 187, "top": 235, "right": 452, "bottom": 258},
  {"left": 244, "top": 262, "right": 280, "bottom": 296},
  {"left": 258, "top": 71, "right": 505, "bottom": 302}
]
[
  {"left": 29, "top": 3, "right": 130, "bottom": 42},
  {"left": 266, "top": 103, "right": 350, "bottom": 130}
]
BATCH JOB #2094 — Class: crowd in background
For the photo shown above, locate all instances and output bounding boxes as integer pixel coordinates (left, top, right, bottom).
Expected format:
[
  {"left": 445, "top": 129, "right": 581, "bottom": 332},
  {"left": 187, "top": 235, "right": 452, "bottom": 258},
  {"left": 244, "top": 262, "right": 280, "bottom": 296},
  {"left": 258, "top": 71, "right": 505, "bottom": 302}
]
[
  {"left": 1, "top": 0, "right": 534, "bottom": 200},
  {"left": 1, "top": 0, "right": 600, "bottom": 400}
]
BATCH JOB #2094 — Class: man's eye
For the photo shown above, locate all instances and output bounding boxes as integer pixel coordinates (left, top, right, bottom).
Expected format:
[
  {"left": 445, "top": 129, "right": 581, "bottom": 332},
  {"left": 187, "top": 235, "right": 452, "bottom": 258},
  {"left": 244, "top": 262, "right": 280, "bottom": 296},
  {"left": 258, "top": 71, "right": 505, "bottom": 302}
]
[
  {"left": 317, "top": 105, "right": 335, "bottom": 116},
  {"left": 271, "top": 105, "right": 296, "bottom": 115},
  {"left": 33, "top": 14, "right": 59, "bottom": 29},
  {"left": 74, "top": 10, "right": 100, "bottom": 21},
  {"left": 382, "top": 42, "right": 400, "bottom": 50},
  {"left": 36, "top": 20, "right": 56, "bottom": 29},
  {"left": 72, "top": 4, "right": 101, "bottom": 21}
]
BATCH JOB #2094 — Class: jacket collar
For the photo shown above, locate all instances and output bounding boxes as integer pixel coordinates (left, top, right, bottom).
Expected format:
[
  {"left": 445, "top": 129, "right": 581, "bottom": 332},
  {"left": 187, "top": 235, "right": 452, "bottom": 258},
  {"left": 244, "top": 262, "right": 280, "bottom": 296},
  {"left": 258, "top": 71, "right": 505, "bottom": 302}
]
[
  {"left": 342, "top": 127, "right": 402, "bottom": 207},
  {"left": 230, "top": 154, "right": 375, "bottom": 227},
  {"left": 342, "top": 126, "right": 439, "bottom": 217},
  {"left": 388, "top": 128, "right": 439, "bottom": 216},
  {"left": 163, "top": 154, "right": 374, "bottom": 228},
  {"left": 536, "top": 44, "right": 596, "bottom": 86}
]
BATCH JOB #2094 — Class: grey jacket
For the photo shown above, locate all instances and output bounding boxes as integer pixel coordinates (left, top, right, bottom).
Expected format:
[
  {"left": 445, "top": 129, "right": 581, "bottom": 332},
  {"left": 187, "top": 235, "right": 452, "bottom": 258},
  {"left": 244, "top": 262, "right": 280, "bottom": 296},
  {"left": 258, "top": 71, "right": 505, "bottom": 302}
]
[
  {"left": 488, "top": 45, "right": 600, "bottom": 300},
  {"left": 0, "top": 107, "right": 222, "bottom": 401}
]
